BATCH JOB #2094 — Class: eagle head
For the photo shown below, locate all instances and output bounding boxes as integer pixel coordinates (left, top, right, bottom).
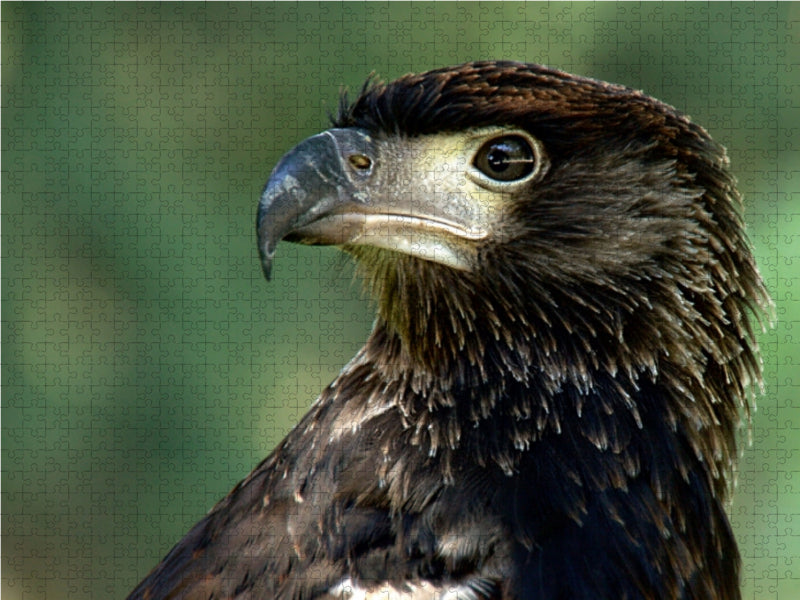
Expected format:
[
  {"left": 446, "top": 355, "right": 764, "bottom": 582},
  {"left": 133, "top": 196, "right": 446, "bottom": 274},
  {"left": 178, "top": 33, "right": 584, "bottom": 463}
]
[{"left": 258, "top": 62, "right": 767, "bottom": 397}]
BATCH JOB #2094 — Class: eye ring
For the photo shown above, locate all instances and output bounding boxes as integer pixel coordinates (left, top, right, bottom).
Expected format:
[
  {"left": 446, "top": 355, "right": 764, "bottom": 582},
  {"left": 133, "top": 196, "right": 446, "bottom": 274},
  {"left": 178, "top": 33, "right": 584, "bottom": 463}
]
[{"left": 469, "top": 131, "right": 547, "bottom": 190}]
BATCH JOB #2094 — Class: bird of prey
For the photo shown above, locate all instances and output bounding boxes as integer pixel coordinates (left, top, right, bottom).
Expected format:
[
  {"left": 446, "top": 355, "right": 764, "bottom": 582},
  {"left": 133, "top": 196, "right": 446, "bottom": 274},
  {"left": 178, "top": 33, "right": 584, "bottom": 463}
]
[{"left": 128, "top": 61, "right": 769, "bottom": 600}]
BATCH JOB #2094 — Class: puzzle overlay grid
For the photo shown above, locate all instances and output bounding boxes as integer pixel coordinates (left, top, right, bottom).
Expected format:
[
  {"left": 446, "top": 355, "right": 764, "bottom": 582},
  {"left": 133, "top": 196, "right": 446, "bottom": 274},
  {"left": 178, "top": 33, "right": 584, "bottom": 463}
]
[{"left": 3, "top": 3, "right": 798, "bottom": 599}]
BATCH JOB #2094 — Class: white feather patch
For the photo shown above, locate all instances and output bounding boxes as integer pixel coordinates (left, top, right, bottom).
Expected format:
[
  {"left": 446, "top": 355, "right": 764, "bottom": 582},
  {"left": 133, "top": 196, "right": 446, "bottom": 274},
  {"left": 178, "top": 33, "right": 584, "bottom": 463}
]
[{"left": 329, "top": 577, "right": 481, "bottom": 600}]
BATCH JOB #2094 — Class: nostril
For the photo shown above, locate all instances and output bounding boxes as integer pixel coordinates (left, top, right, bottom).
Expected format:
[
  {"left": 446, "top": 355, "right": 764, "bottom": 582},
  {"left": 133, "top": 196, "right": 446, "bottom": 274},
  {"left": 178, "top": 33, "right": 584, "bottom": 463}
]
[{"left": 348, "top": 154, "right": 372, "bottom": 171}]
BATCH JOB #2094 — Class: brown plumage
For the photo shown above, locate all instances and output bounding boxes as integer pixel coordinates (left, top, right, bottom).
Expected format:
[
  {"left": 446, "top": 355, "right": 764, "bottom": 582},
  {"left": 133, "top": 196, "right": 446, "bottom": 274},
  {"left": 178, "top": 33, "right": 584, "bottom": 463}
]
[{"left": 128, "top": 61, "right": 769, "bottom": 600}]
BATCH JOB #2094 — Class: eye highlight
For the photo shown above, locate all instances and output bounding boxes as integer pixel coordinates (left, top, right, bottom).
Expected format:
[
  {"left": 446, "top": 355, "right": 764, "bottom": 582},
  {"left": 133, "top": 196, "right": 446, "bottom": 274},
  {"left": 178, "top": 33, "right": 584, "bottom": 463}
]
[{"left": 473, "top": 135, "right": 536, "bottom": 182}]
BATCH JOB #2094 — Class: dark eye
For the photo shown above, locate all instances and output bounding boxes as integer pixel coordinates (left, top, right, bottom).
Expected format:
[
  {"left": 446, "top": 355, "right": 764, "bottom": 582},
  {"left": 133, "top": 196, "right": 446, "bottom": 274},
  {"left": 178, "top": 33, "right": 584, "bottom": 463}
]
[{"left": 473, "top": 136, "right": 536, "bottom": 182}]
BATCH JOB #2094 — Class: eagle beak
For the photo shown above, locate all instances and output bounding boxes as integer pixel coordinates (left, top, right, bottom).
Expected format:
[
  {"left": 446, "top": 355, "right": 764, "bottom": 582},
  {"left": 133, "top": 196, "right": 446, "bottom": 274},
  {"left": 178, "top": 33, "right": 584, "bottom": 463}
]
[
  {"left": 257, "top": 129, "right": 375, "bottom": 279},
  {"left": 258, "top": 128, "right": 492, "bottom": 280}
]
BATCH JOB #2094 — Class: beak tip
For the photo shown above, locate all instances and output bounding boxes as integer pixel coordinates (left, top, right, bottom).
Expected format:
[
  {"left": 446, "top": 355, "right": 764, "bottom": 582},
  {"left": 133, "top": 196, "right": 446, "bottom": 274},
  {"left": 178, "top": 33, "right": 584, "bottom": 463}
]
[
  {"left": 258, "top": 236, "right": 276, "bottom": 280},
  {"left": 260, "top": 250, "right": 275, "bottom": 281}
]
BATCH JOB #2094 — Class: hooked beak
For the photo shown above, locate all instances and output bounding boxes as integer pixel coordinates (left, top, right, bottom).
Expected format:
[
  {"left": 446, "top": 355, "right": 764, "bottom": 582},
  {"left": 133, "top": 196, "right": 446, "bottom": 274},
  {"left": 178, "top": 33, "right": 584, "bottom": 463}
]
[{"left": 257, "top": 128, "right": 490, "bottom": 280}]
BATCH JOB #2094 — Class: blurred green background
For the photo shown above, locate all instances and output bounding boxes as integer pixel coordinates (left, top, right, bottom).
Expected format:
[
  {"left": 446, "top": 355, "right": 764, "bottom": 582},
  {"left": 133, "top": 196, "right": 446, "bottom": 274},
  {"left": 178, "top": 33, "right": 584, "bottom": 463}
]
[{"left": 3, "top": 3, "right": 798, "bottom": 599}]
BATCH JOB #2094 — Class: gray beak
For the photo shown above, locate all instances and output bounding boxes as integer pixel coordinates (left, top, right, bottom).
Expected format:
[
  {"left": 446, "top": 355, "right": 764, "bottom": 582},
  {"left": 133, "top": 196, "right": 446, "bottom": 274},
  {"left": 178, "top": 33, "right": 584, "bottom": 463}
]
[{"left": 256, "top": 128, "right": 375, "bottom": 279}]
